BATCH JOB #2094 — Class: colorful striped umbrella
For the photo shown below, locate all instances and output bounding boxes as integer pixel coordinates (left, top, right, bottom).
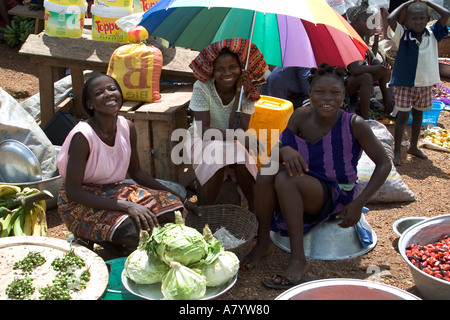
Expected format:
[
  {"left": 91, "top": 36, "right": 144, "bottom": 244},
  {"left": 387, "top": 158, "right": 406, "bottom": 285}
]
[{"left": 139, "top": 0, "right": 369, "bottom": 68}]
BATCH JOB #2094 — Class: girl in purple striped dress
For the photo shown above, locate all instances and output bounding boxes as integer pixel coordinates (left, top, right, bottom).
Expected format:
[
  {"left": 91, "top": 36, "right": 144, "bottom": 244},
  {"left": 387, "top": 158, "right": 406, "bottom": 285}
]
[{"left": 242, "top": 64, "right": 392, "bottom": 289}]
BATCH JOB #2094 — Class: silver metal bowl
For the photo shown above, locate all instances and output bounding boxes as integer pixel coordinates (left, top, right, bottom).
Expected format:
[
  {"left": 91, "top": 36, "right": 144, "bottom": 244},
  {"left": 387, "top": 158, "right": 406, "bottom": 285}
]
[
  {"left": 392, "top": 217, "right": 427, "bottom": 236},
  {"left": 270, "top": 218, "right": 377, "bottom": 260},
  {"left": 439, "top": 58, "right": 450, "bottom": 78},
  {"left": 275, "top": 278, "right": 420, "bottom": 300},
  {"left": 398, "top": 214, "right": 450, "bottom": 300},
  {"left": 1, "top": 145, "right": 62, "bottom": 209},
  {"left": 0, "top": 139, "right": 42, "bottom": 183},
  {"left": 9, "top": 173, "right": 63, "bottom": 209}
]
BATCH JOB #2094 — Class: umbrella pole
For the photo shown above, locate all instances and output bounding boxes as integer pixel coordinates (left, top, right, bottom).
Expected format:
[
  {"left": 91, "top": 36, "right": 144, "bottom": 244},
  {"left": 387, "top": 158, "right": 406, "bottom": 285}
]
[{"left": 234, "top": 10, "right": 257, "bottom": 130}]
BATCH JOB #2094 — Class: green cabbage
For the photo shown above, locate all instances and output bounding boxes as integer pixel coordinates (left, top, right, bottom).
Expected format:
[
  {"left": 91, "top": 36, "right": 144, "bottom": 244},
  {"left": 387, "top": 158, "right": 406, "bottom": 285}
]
[
  {"left": 202, "top": 224, "right": 224, "bottom": 264},
  {"left": 197, "top": 250, "right": 240, "bottom": 287},
  {"left": 161, "top": 261, "right": 206, "bottom": 300},
  {"left": 124, "top": 248, "right": 169, "bottom": 284},
  {"left": 148, "top": 213, "right": 209, "bottom": 266},
  {"left": 124, "top": 230, "right": 170, "bottom": 284}
]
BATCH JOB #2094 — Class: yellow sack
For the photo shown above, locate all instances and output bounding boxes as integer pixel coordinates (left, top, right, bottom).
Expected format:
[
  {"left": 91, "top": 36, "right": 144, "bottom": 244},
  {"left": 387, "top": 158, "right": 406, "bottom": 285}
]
[{"left": 107, "top": 43, "right": 163, "bottom": 102}]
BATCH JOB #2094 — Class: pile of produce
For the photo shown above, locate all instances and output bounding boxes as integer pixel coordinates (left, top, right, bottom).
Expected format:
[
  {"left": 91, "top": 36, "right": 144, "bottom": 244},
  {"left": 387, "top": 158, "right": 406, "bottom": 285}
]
[
  {"left": 405, "top": 235, "right": 450, "bottom": 282},
  {"left": 1, "top": 16, "right": 35, "bottom": 48},
  {"left": 124, "top": 211, "right": 240, "bottom": 300},
  {"left": 423, "top": 128, "right": 450, "bottom": 151},
  {"left": 0, "top": 184, "right": 51, "bottom": 237}
]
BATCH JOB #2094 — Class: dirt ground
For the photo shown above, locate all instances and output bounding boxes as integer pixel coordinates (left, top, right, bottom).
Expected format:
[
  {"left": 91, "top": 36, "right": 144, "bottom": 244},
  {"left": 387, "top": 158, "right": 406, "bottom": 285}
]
[{"left": 1, "top": 41, "right": 450, "bottom": 301}]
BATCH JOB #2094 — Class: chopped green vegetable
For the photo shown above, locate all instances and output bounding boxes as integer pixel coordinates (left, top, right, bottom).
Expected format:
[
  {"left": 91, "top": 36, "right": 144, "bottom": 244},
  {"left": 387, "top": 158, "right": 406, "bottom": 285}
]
[
  {"left": 6, "top": 277, "right": 35, "bottom": 300},
  {"left": 13, "top": 251, "right": 46, "bottom": 274}
]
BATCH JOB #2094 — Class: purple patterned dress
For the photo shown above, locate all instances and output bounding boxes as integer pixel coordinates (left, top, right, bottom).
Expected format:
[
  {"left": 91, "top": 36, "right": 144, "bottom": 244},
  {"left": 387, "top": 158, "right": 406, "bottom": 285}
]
[{"left": 271, "top": 111, "right": 363, "bottom": 235}]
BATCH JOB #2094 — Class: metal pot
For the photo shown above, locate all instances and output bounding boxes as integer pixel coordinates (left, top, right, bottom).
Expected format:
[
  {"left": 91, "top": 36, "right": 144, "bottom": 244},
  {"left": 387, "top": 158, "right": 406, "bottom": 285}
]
[
  {"left": 392, "top": 217, "right": 427, "bottom": 236},
  {"left": 8, "top": 173, "right": 63, "bottom": 209},
  {"left": 1, "top": 145, "right": 62, "bottom": 209},
  {"left": 275, "top": 278, "right": 420, "bottom": 300},
  {"left": 270, "top": 217, "right": 377, "bottom": 260},
  {"left": 398, "top": 214, "right": 450, "bottom": 300}
]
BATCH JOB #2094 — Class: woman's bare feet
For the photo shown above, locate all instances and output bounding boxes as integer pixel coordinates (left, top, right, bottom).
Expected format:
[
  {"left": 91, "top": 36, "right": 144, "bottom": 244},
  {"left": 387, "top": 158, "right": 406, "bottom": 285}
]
[
  {"left": 262, "top": 259, "right": 312, "bottom": 289},
  {"left": 241, "top": 238, "right": 271, "bottom": 270},
  {"left": 272, "top": 259, "right": 310, "bottom": 285}
]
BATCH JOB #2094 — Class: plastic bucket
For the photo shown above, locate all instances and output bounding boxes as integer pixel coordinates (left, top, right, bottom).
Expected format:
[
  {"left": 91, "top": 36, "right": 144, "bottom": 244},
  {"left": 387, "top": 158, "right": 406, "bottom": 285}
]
[
  {"left": 94, "top": 0, "right": 133, "bottom": 8},
  {"left": 44, "top": 1, "right": 87, "bottom": 38},
  {"left": 47, "top": 0, "right": 86, "bottom": 6},
  {"left": 132, "top": 0, "right": 159, "bottom": 12},
  {"left": 91, "top": 4, "right": 133, "bottom": 42}
]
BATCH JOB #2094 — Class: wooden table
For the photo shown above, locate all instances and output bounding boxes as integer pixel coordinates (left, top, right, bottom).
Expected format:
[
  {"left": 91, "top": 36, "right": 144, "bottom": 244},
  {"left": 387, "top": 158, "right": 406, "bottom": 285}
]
[
  {"left": 7, "top": 5, "right": 44, "bottom": 34},
  {"left": 19, "top": 31, "right": 198, "bottom": 127}
]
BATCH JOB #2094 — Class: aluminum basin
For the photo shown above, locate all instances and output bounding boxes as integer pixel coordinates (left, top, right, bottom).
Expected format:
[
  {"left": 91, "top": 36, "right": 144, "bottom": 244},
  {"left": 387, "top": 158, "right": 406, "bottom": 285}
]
[
  {"left": 7, "top": 173, "right": 63, "bottom": 209},
  {"left": 271, "top": 218, "right": 377, "bottom": 260},
  {"left": 1, "top": 145, "right": 62, "bottom": 209},
  {"left": 275, "top": 279, "right": 420, "bottom": 300},
  {"left": 398, "top": 214, "right": 450, "bottom": 300},
  {"left": 392, "top": 217, "right": 427, "bottom": 236}
]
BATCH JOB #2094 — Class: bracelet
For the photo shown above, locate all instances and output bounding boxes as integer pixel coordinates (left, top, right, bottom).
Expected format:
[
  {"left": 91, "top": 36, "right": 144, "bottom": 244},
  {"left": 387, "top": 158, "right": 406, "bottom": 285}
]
[{"left": 183, "top": 198, "right": 188, "bottom": 204}]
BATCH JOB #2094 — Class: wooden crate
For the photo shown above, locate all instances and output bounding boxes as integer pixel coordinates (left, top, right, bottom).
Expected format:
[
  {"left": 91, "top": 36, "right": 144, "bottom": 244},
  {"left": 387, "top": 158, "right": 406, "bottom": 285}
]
[{"left": 119, "top": 84, "right": 193, "bottom": 184}]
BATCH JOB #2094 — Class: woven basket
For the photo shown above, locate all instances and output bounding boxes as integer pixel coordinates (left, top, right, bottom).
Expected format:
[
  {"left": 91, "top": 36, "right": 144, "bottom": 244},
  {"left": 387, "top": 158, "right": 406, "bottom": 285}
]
[{"left": 185, "top": 204, "right": 258, "bottom": 260}]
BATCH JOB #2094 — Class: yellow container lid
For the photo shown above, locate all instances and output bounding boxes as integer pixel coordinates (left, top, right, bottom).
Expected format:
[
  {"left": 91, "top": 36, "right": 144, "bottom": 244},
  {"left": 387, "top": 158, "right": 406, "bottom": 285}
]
[
  {"left": 44, "top": 0, "right": 88, "bottom": 13},
  {"left": 91, "top": 4, "right": 133, "bottom": 17}
]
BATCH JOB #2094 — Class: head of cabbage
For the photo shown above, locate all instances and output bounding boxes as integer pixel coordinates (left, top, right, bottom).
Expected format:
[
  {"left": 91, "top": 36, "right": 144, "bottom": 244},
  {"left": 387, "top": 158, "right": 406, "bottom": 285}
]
[
  {"left": 124, "top": 249, "right": 169, "bottom": 284},
  {"left": 124, "top": 230, "right": 169, "bottom": 284},
  {"left": 196, "top": 250, "right": 239, "bottom": 287},
  {"left": 161, "top": 261, "right": 206, "bottom": 300},
  {"left": 148, "top": 222, "right": 209, "bottom": 266}
]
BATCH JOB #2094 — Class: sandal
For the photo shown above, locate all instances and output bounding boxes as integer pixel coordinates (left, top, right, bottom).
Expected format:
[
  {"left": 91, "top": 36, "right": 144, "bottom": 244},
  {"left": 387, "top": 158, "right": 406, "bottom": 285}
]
[{"left": 262, "top": 274, "right": 317, "bottom": 290}]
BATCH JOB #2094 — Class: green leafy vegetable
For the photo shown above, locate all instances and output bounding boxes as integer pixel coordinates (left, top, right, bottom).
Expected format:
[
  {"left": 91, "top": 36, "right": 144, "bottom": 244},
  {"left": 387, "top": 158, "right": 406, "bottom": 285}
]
[
  {"left": 196, "top": 250, "right": 239, "bottom": 287},
  {"left": 147, "top": 212, "right": 209, "bottom": 266},
  {"left": 125, "top": 249, "right": 169, "bottom": 284},
  {"left": 161, "top": 261, "right": 206, "bottom": 300}
]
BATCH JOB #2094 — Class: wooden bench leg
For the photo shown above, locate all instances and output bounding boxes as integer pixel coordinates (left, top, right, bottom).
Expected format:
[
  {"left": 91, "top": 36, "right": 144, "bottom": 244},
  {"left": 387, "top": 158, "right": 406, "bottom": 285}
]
[
  {"left": 34, "top": 18, "right": 44, "bottom": 34},
  {"left": 134, "top": 119, "right": 153, "bottom": 176},
  {"left": 70, "top": 67, "right": 88, "bottom": 119},
  {"left": 37, "top": 63, "right": 55, "bottom": 127}
]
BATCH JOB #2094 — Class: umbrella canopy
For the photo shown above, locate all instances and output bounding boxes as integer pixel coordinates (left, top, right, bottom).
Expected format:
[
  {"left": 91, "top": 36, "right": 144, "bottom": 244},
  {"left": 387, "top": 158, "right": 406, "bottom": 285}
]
[{"left": 139, "top": 0, "right": 369, "bottom": 68}]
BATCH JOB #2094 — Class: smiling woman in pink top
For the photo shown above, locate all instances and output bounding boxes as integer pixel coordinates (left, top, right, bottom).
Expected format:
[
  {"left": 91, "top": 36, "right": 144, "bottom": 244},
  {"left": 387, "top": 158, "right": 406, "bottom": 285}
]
[{"left": 56, "top": 73, "right": 197, "bottom": 255}]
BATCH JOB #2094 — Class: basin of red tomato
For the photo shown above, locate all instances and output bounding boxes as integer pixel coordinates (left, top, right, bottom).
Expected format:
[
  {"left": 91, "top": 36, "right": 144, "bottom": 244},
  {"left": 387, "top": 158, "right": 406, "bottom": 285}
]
[{"left": 405, "top": 235, "right": 450, "bottom": 282}]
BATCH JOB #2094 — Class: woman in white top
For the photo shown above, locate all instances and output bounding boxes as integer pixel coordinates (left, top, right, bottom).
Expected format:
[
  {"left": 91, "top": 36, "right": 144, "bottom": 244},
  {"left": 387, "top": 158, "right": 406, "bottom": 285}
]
[
  {"left": 57, "top": 73, "right": 196, "bottom": 255},
  {"left": 187, "top": 39, "right": 268, "bottom": 212}
]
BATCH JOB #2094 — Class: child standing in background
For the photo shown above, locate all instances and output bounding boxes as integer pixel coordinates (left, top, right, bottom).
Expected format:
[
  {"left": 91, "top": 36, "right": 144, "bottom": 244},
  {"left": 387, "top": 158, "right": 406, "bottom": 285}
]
[{"left": 387, "top": 0, "right": 449, "bottom": 165}]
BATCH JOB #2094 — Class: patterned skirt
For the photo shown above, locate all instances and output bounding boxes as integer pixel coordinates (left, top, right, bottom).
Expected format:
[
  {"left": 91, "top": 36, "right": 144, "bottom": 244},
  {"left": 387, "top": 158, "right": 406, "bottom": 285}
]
[{"left": 57, "top": 181, "right": 184, "bottom": 242}]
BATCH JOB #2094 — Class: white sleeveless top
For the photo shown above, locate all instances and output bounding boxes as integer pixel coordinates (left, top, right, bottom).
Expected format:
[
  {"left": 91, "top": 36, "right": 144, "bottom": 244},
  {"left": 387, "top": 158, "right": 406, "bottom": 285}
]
[{"left": 57, "top": 116, "right": 131, "bottom": 184}]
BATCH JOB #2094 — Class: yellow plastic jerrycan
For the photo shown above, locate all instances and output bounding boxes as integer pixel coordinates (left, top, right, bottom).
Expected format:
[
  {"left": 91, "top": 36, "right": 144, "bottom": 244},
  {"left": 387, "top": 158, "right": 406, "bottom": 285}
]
[{"left": 248, "top": 95, "right": 293, "bottom": 168}]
